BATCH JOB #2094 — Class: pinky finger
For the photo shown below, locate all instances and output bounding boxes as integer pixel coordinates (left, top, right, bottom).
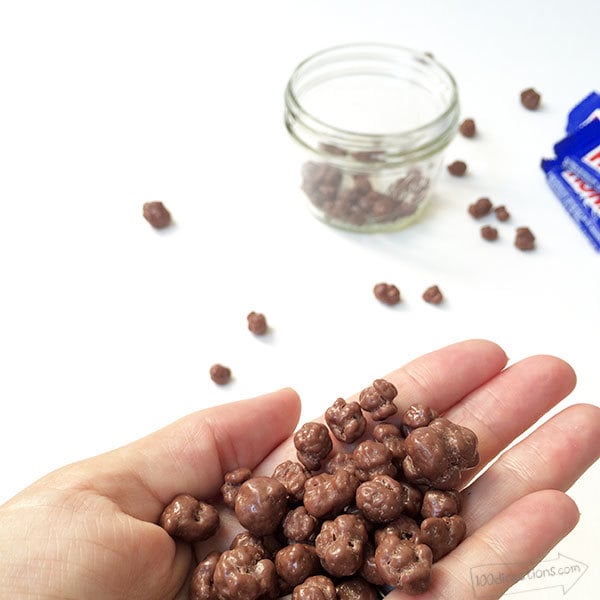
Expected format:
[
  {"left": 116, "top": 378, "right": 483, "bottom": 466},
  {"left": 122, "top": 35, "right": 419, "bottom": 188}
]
[{"left": 387, "top": 489, "right": 580, "bottom": 600}]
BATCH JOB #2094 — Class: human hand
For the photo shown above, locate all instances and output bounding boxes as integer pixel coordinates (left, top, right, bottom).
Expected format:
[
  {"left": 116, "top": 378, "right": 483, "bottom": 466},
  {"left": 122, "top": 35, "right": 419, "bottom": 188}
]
[
  {"left": 0, "top": 339, "right": 598, "bottom": 599},
  {"left": 0, "top": 387, "right": 302, "bottom": 599}
]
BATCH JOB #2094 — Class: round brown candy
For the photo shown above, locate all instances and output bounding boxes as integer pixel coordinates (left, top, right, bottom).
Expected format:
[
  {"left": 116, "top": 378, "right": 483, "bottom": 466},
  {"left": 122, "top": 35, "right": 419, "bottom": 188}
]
[
  {"left": 323, "top": 450, "right": 358, "bottom": 476},
  {"left": 520, "top": 87, "right": 541, "bottom": 110},
  {"left": 221, "top": 467, "right": 252, "bottom": 508},
  {"left": 303, "top": 469, "right": 359, "bottom": 519},
  {"left": 294, "top": 422, "right": 333, "bottom": 471},
  {"left": 213, "top": 545, "right": 278, "bottom": 600},
  {"left": 234, "top": 476, "right": 288, "bottom": 536},
  {"left": 401, "top": 403, "right": 439, "bottom": 436},
  {"left": 275, "top": 543, "right": 321, "bottom": 587},
  {"left": 495, "top": 205, "right": 510, "bottom": 221},
  {"left": 247, "top": 311, "right": 268, "bottom": 335},
  {"left": 324, "top": 397, "right": 366, "bottom": 443},
  {"left": 159, "top": 494, "right": 219, "bottom": 543},
  {"left": 420, "top": 514, "right": 467, "bottom": 561},
  {"left": 292, "top": 575, "right": 337, "bottom": 600},
  {"left": 374, "top": 536, "right": 432, "bottom": 594},
  {"left": 282, "top": 506, "right": 320, "bottom": 543},
  {"left": 421, "top": 489, "right": 461, "bottom": 518},
  {"left": 210, "top": 363, "right": 231, "bottom": 385},
  {"left": 515, "top": 226, "right": 535, "bottom": 250},
  {"left": 272, "top": 460, "right": 310, "bottom": 502},
  {"left": 315, "top": 514, "right": 368, "bottom": 578},
  {"left": 373, "top": 423, "right": 406, "bottom": 466},
  {"left": 481, "top": 225, "right": 498, "bottom": 241},
  {"left": 189, "top": 551, "right": 220, "bottom": 600},
  {"left": 375, "top": 514, "right": 422, "bottom": 547},
  {"left": 336, "top": 577, "right": 379, "bottom": 600},
  {"left": 143, "top": 201, "right": 172, "bottom": 229},
  {"left": 402, "top": 417, "right": 479, "bottom": 489},
  {"left": 358, "top": 379, "right": 398, "bottom": 421},
  {"left": 353, "top": 439, "right": 396, "bottom": 482},
  {"left": 459, "top": 118, "right": 476, "bottom": 138},
  {"left": 229, "top": 531, "right": 271, "bottom": 559},
  {"left": 468, "top": 197, "right": 493, "bottom": 218},
  {"left": 373, "top": 282, "right": 401, "bottom": 306},
  {"left": 422, "top": 285, "right": 443, "bottom": 304},
  {"left": 447, "top": 160, "right": 467, "bottom": 176},
  {"left": 355, "top": 475, "right": 404, "bottom": 523}
]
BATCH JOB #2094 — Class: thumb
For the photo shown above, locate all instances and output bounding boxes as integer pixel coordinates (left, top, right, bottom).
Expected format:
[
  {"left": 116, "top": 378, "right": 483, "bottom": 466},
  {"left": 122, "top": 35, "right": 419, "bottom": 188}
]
[{"left": 50, "top": 388, "right": 301, "bottom": 522}]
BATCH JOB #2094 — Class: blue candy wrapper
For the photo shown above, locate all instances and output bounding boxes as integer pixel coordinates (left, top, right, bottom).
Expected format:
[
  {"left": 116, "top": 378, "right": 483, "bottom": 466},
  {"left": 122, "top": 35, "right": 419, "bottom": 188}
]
[
  {"left": 541, "top": 158, "right": 600, "bottom": 251},
  {"left": 566, "top": 90, "right": 600, "bottom": 134},
  {"left": 554, "top": 119, "right": 600, "bottom": 192},
  {"left": 542, "top": 92, "right": 600, "bottom": 250}
]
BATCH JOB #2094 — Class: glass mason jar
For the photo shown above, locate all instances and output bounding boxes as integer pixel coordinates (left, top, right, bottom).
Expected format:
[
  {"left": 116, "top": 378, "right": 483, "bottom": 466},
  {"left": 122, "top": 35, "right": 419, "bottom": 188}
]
[{"left": 284, "top": 43, "right": 460, "bottom": 232}]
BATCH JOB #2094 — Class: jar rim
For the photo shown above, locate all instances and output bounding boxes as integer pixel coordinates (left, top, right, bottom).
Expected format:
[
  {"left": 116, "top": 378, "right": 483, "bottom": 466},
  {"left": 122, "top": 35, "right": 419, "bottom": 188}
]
[{"left": 284, "top": 42, "right": 460, "bottom": 164}]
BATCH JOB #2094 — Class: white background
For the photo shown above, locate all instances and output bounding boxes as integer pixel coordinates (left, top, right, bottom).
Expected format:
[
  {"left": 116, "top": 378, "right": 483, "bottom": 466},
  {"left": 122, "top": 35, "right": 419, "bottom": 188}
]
[{"left": 0, "top": 1, "right": 598, "bottom": 598}]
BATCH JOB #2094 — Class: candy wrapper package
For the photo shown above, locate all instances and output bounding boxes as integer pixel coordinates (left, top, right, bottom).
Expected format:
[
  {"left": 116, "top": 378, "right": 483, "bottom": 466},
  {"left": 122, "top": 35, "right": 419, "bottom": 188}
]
[
  {"left": 566, "top": 91, "right": 600, "bottom": 134},
  {"left": 542, "top": 91, "right": 600, "bottom": 251},
  {"left": 541, "top": 158, "right": 600, "bottom": 250}
]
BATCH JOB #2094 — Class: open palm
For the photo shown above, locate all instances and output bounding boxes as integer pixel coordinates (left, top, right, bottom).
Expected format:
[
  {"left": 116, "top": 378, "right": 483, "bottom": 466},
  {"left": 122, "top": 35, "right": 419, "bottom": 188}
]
[{"left": 1, "top": 339, "right": 598, "bottom": 599}]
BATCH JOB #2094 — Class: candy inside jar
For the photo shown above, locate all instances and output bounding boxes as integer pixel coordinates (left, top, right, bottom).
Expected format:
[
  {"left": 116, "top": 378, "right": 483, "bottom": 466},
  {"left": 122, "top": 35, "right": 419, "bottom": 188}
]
[{"left": 285, "top": 43, "right": 460, "bottom": 233}]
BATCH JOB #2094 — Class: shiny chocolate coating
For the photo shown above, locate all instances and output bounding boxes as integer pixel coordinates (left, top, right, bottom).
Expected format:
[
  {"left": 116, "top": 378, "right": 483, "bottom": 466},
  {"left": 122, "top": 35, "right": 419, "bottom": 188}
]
[
  {"left": 325, "top": 398, "right": 366, "bottom": 444},
  {"left": 158, "top": 494, "right": 219, "bottom": 543},
  {"left": 212, "top": 545, "right": 278, "bottom": 600},
  {"left": 234, "top": 476, "right": 288, "bottom": 536},
  {"left": 294, "top": 422, "right": 333, "bottom": 471},
  {"left": 315, "top": 514, "right": 368, "bottom": 578}
]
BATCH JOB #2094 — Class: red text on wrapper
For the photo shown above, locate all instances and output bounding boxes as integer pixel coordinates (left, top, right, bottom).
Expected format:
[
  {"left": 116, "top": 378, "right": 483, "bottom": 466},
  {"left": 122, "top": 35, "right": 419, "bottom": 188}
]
[
  {"left": 564, "top": 171, "right": 600, "bottom": 215},
  {"left": 583, "top": 144, "right": 600, "bottom": 174}
]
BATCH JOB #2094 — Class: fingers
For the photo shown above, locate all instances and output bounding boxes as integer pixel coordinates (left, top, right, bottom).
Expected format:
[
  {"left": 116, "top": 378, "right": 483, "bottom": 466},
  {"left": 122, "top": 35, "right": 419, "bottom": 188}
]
[
  {"left": 449, "top": 354, "right": 577, "bottom": 484},
  {"left": 388, "top": 403, "right": 598, "bottom": 599},
  {"left": 256, "top": 339, "right": 509, "bottom": 473},
  {"left": 462, "top": 403, "right": 600, "bottom": 532},
  {"left": 377, "top": 350, "right": 586, "bottom": 600},
  {"left": 52, "top": 388, "right": 301, "bottom": 522},
  {"left": 388, "top": 490, "right": 580, "bottom": 600},
  {"left": 353, "top": 338, "right": 509, "bottom": 414}
]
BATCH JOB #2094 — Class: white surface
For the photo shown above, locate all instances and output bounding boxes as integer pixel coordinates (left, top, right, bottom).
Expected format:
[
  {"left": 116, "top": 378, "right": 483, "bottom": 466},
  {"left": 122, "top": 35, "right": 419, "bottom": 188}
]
[{"left": 0, "top": 1, "right": 598, "bottom": 598}]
